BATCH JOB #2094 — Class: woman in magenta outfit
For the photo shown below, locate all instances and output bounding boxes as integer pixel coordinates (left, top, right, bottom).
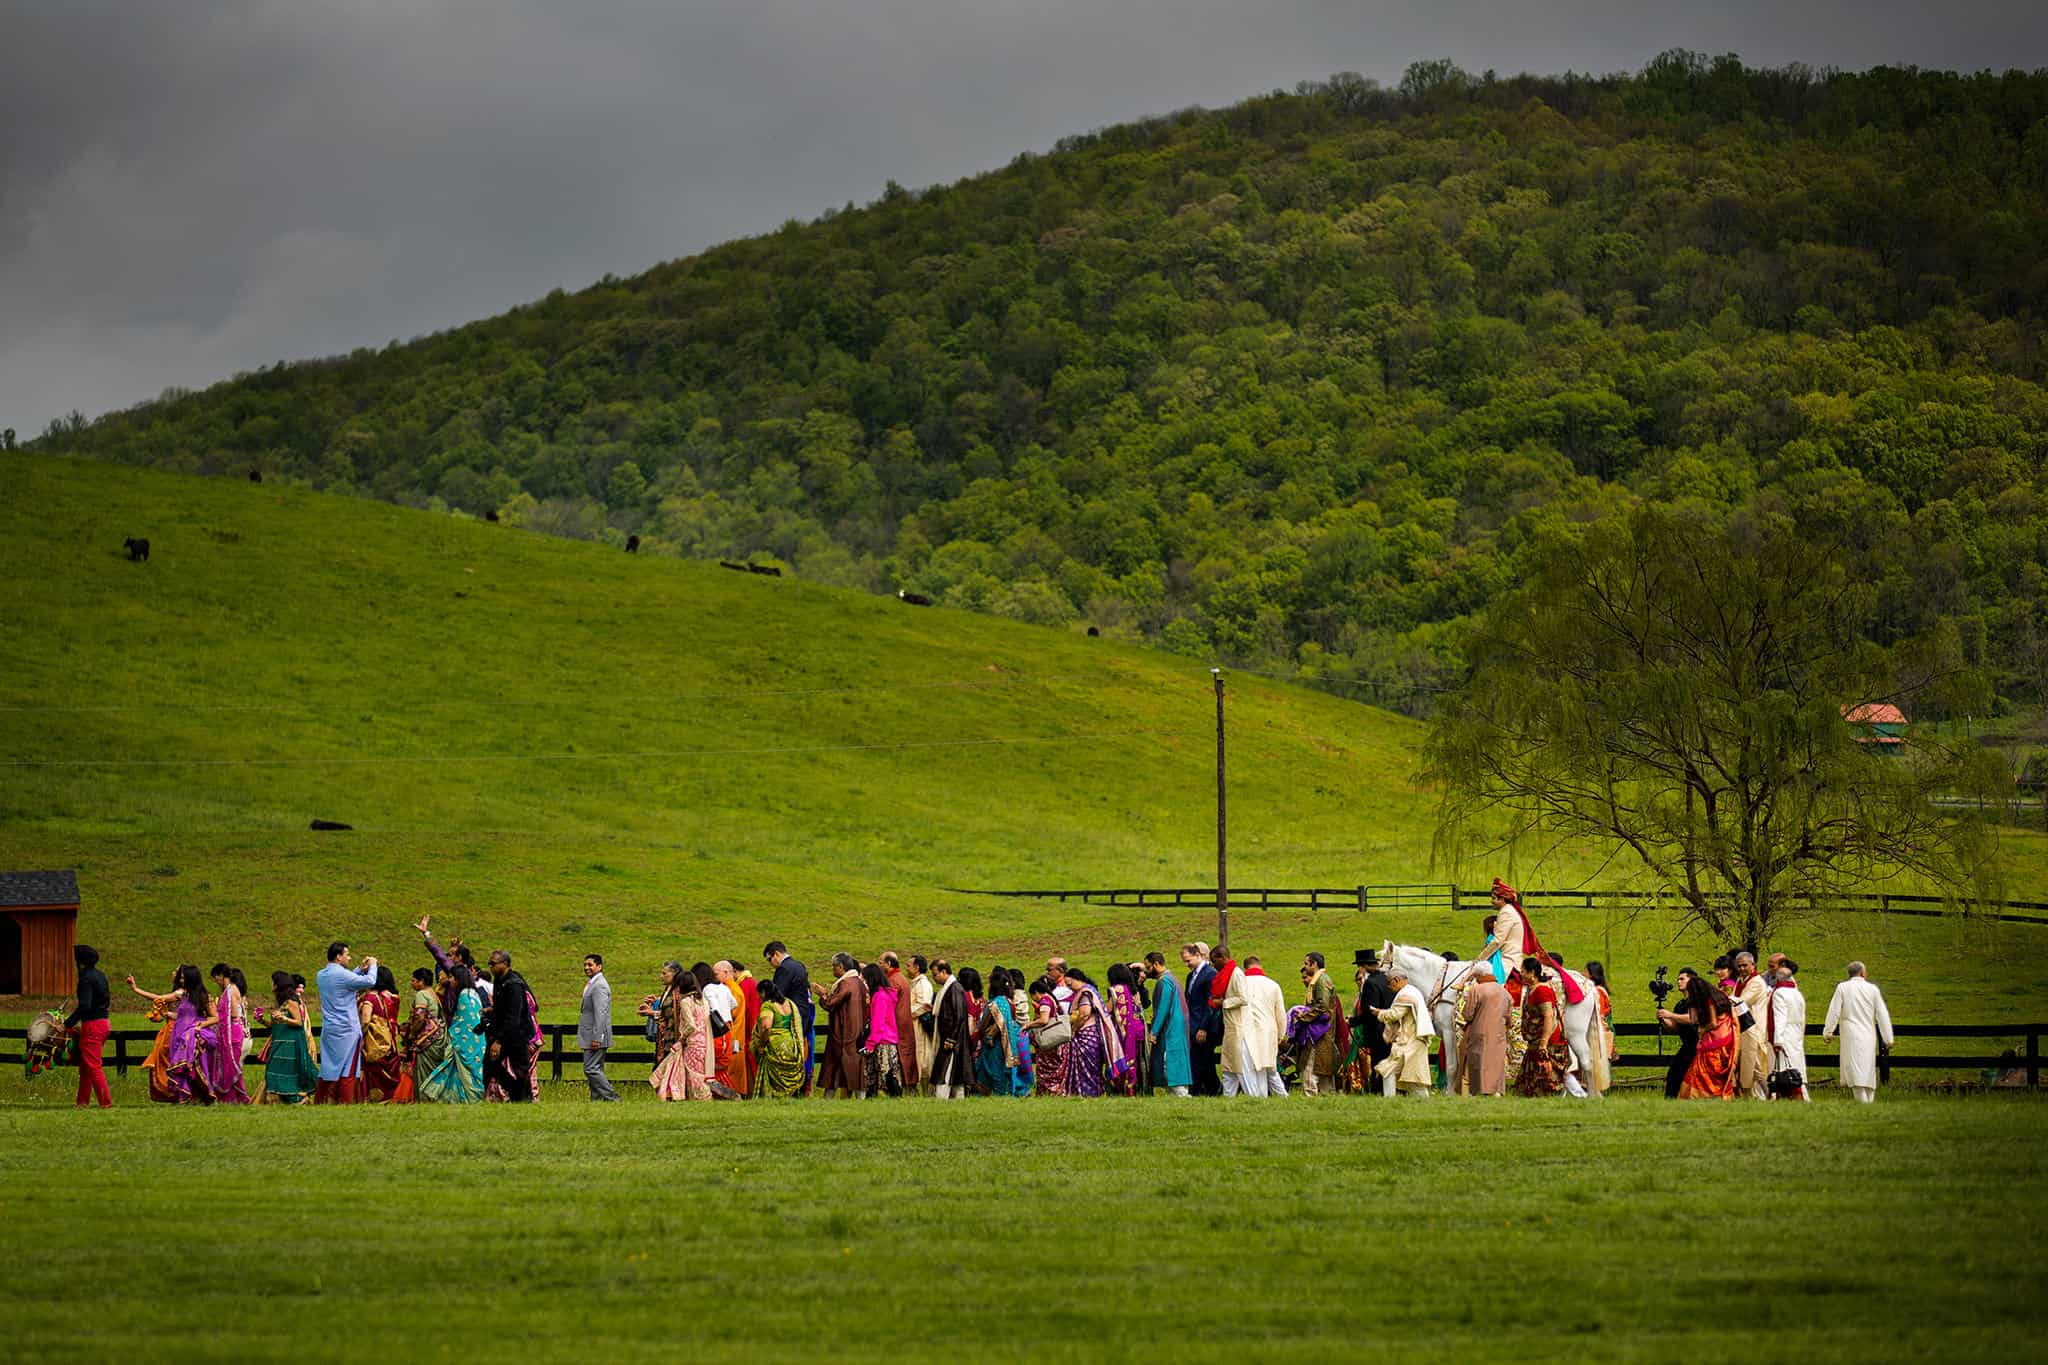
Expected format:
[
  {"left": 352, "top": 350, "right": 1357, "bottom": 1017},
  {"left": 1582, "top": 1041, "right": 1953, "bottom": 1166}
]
[{"left": 163, "top": 964, "right": 220, "bottom": 1104}]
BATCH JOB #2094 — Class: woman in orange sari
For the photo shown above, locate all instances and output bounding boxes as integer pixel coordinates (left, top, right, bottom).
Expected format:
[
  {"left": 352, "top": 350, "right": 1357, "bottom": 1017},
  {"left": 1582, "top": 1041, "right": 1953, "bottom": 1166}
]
[{"left": 1659, "top": 974, "right": 1737, "bottom": 1099}]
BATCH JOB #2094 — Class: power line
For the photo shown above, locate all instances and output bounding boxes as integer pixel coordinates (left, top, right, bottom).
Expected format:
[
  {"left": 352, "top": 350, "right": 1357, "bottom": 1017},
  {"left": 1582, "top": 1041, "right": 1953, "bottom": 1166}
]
[
  {"left": 0, "top": 669, "right": 1131, "bottom": 716},
  {"left": 0, "top": 728, "right": 1193, "bottom": 769}
]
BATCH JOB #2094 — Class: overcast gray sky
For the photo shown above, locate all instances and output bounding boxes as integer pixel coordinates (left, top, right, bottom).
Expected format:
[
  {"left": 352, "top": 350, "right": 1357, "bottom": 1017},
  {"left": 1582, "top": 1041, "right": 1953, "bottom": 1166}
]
[{"left": 4, "top": 1, "right": 2044, "bottom": 436}]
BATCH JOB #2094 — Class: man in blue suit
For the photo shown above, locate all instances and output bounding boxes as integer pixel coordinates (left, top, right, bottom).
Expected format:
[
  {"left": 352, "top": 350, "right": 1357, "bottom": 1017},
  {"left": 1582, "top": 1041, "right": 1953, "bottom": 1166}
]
[{"left": 1182, "top": 941, "right": 1221, "bottom": 1096}]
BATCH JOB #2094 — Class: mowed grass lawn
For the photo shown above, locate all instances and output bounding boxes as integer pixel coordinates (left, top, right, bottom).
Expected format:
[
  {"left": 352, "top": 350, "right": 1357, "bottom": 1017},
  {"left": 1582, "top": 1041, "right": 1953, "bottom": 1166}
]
[{"left": 1, "top": 1090, "right": 2043, "bottom": 1362}]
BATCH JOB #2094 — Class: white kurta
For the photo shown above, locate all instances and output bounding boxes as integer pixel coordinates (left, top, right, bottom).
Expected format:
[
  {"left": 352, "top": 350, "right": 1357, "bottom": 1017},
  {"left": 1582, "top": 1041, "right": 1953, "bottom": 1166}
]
[
  {"left": 1222, "top": 971, "right": 1285, "bottom": 1075},
  {"left": 1768, "top": 984, "right": 1808, "bottom": 1080},
  {"left": 1822, "top": 977, "right": 1893, "bottom": 1091}
]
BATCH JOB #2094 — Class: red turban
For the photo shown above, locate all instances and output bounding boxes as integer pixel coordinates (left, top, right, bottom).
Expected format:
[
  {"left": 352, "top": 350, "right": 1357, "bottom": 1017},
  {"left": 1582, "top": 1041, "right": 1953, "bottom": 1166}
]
[{"left": 1492, "top": 877, "right": 1518, "bottom": 903}]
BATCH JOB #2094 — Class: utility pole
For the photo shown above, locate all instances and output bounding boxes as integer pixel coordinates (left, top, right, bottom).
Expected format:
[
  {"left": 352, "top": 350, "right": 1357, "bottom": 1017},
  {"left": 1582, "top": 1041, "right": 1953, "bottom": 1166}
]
[{"left": 1213, "top": 667, "right": 1228, "bottom": 954}]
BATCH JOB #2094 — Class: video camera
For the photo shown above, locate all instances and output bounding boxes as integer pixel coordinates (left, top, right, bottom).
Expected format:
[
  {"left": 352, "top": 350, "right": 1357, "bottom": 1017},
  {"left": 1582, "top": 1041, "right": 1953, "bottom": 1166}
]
[{"left": 1648, "top": 964, "right": 1674, "bottom": 1005}]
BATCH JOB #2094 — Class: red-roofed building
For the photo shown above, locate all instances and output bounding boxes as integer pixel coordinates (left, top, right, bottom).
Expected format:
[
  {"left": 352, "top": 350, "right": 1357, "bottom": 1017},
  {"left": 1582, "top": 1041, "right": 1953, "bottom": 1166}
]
[{"left": 1843, "top": 702, "right": 1907, "bottom": 750}]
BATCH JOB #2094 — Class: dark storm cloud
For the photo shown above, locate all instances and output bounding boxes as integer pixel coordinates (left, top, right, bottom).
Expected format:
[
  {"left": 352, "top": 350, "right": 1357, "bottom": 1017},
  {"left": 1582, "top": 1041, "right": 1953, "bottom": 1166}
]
[{"left": 4, "top": 0, "right": 2044, "bottom": 434}]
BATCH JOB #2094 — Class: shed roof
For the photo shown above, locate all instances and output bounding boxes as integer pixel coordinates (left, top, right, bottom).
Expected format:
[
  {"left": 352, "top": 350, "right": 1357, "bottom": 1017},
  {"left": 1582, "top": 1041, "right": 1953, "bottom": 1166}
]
[
  {"left": 0, "top": 870, "right": 80, "bottom": 908},
  {"left": 1843, "top": 702, "right": 1908, "bottom": 726}
]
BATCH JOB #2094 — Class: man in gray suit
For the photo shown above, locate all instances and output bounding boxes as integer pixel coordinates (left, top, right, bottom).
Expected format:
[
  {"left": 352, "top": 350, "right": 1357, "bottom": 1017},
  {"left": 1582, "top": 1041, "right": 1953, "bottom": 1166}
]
[{"left": 579, "top": 953, "right": 620, "bottom": 1101}]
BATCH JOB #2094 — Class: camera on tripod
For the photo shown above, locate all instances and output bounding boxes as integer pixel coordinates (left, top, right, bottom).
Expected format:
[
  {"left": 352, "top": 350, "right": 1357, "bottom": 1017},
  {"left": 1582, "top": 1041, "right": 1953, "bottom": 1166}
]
[{"left": 1648, "top": 964, "right": 1673, "bottom": 1004}]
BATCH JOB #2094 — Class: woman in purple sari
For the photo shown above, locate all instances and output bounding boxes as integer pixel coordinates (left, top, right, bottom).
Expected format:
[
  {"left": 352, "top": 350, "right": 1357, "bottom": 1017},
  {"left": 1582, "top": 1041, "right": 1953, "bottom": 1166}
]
[
  {"left": 162, "top": 965, "right": 219, "bottom": 1104},
  {"left": 1105, "top": 963, "right": 1150, "bottom": 1095},
  {"left": 1063, "top": 988, "right": 1109, "bottom": 1097},
  {"left": 203, "top": 962, "right": 251, "bottom": 1103}
]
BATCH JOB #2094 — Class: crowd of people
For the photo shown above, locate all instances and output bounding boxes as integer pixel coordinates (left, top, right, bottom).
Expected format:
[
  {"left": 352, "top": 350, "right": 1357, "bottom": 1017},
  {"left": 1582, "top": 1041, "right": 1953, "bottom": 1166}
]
[{"left": 49, "top": 884, "right": 1902, "bottom": 1108}]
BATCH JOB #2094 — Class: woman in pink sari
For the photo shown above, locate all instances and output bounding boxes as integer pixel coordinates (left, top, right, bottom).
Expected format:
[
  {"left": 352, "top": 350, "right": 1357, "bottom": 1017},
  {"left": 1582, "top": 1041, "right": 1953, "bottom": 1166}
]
[
  {"left": 647, "top": 964, "right": 713, "bottom": 1101},
  {"left": 1104, "top": 963, "right": 1150, "bottom": 1095},
  {"left": 204, "top": 962, "right": 251, "bottom": 1103}
]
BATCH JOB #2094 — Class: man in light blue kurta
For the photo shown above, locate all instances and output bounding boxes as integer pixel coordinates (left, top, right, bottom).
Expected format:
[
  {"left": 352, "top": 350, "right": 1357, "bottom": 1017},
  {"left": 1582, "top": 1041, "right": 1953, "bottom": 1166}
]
[
  {"left": 315, "top": 941, "right": 380, "bottom": 1104},
  {"left": 1144, "top": 952, "right": 1193, "bottom": 1095}
]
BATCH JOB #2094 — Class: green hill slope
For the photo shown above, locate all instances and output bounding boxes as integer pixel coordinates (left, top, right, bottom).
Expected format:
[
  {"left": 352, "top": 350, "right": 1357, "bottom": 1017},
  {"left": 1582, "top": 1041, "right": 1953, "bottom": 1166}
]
[
  {"left": 28, "top": 57, "right": 2048, "bottom": 713},
  {"left": 5, "top": 454, "right": 2046, "bottom": 1025}
]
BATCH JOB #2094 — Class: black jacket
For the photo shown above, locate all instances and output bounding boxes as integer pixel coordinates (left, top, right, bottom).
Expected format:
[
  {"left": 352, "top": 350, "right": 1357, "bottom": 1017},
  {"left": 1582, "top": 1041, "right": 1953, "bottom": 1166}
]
[
  {"left": 65, "top": 967, "right": 110, "bottom": 1027},
  {"left": 773, "top": 956, "right": 812, "bottom": 1027},
  {"left": 1351, "top": 970, "right": 1394, "bottom": 1054},
  {"left": 482, "top": 970, "right": 534, "bottom": 1047},
  {"left": 1185, "top": 963, "right": 1220, "bottom": 1042}
]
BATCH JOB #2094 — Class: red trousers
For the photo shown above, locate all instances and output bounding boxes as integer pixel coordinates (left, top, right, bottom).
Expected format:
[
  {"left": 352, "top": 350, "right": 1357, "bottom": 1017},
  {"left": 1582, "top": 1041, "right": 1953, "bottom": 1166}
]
[{"left": 75, "top": 1019, "right": 112, "bottom": 1108}]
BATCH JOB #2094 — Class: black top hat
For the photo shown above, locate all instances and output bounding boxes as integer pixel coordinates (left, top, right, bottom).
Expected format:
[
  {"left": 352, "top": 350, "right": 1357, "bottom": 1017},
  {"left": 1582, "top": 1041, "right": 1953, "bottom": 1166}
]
[{"left": 1353, "top": 949, "right": 1380, "bottom": 968}]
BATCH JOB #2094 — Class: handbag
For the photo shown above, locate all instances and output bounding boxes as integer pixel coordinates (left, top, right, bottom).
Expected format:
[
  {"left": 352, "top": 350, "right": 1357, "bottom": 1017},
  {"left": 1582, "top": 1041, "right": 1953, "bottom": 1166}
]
[
  {"left": 1034, "top": 1013, "right": 1073, "bottom": 1052},
  {"left": 1767, "top": 1067, "right": 1804, "bottom": 1098}
]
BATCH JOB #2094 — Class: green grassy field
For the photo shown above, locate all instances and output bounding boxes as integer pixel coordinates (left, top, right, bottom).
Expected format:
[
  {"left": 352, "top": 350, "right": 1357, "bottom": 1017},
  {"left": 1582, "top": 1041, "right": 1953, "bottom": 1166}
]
[
  {"left": 4, "top": 451, "right": 2047, "bottom": 1036},
  {"left": 1, "top": 1092, "right": 2042, "bottom": 1362}
]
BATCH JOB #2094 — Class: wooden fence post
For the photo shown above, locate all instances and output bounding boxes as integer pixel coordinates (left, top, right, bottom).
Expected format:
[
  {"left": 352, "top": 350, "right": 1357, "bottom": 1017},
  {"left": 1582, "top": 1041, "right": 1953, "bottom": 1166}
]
[
  {"left": 1357, "top": 885, "right": 1366, "bottom": 913},
  {"left": 114, "top": 1031, "right": 128, "bottom": 1077},
  {"left": 2029, "top": 1026, "right": 2040, "bottom": 1089},
  {"left": 551, "top": 1026, "right": 565, "bottom": 1083}
]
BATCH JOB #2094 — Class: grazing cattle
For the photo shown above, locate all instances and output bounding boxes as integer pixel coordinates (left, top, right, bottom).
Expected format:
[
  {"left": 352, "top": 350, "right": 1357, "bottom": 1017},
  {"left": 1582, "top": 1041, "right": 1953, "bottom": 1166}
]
[
  {"left": 897, "top": 590, "right": 932, "bottom": 607},
  {"left": 248, "top": 469, "right": 262, "bottom": 483},
  {"left": 626, "top": 534, "right": 640, "bottom": 554},
  {"left": 485, "top": 509, "right": 500, "bottom": 523},
  {"left": 719, "top": 560, "right": 750, "bottom": 572},
  {"left": 123, "top": 537, "right": 150, "bottom": 562},
  {"left": 309, "top": 819, "right": 353, "bottom": 832},
  {"left": 748, "top": 564, "right": 782, "bottom": 577},
  {"left": 1087, "top": 625, "right": 1100, "bottom": 637}
]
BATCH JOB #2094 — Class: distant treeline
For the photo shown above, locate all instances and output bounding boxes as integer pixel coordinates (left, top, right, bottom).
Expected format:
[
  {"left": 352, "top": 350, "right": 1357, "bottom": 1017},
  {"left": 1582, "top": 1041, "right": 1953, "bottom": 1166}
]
[{"left": 29, "top": 53, "right": 2048, "bottom": 713}]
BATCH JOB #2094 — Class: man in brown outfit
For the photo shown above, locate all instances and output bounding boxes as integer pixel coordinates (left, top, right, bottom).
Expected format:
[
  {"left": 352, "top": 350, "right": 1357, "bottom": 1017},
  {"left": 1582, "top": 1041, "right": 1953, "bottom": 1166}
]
[
  {"left": 812, "top": 952, "right": 869, "bottom": 1098},
  {"left": 1454, "top": 971, "right": 1512, "bottom": 1096}
]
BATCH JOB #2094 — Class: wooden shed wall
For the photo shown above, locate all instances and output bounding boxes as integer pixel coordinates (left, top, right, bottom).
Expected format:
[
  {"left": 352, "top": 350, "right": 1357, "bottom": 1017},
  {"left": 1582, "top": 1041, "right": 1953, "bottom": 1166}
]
[{"left": 8, "top": 909, "right": 78, "bottom": 995}]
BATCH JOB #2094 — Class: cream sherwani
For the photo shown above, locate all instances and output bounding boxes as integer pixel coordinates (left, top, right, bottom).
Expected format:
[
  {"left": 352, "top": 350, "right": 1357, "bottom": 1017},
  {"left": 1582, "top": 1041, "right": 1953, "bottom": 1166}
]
[
  {"left": 1822, "top": 976, "right": 1894, "bottom": 1101},
  {"left": 1768, "top": 983, "right": 1809, "bottom": 1100},
  {"left": 1221, "top": 970, "right": 1288, "bottom": 1097},
  {"left": 909, "top": 972, "right": 935, "bottom": 1094},
  {"left": 1374, "top": 982, "right": 1436, "bottom": 1095},
  {"left": 1483, "top": 904, "right": 1527, "bottom": 983},
  {"left": 1734, "top": 972, "right": 1771, "bottom": 1099}
]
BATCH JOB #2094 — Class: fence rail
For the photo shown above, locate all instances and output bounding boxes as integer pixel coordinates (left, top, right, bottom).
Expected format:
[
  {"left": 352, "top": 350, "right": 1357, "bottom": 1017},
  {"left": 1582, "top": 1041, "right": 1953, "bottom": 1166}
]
[
  {"left": 944, "top": 884, "right": 2048, "bottom": 925},
  {"left": 5, "top": 1021, "right": 2041, "bottom": 1087}
]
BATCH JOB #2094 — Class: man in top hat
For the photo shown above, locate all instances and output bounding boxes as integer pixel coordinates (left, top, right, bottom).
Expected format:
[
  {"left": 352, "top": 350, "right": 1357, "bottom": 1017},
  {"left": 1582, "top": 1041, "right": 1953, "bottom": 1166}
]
[{"left": 1348, "top": 949, "right": 1395, "bottom": 1094}]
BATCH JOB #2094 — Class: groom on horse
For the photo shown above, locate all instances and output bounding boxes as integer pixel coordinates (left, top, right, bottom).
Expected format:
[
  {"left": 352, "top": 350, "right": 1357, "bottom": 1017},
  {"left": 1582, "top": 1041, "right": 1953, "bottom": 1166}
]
[{"left": 1476, "top": 879, "right": 1585, "bottom": 1006}]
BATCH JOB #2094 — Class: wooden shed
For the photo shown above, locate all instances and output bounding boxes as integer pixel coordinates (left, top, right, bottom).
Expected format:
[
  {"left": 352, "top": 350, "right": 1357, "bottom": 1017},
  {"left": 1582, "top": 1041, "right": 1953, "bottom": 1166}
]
[{"left": 0, "top": 870, "right": 80, "bottom": 996}]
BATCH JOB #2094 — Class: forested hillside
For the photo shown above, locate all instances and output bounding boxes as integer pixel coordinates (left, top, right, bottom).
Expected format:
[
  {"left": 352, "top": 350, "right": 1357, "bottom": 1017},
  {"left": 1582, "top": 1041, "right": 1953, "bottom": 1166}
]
[{"left": 29, "top": 53, "right": 2048, "bottom": 711}]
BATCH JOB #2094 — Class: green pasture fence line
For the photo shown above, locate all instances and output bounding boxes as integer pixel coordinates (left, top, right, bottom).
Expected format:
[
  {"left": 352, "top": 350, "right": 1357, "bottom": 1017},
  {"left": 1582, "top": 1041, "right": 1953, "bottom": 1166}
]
[
  {"left": 0, "top": 1021, "right": 838, "bottom": 1082},
  {"left": 5, "top": 1021, "right": 2041, "bottom": 1087},
  {"left": 942, "top": 884, "right": 2048, "bottom": 925}
]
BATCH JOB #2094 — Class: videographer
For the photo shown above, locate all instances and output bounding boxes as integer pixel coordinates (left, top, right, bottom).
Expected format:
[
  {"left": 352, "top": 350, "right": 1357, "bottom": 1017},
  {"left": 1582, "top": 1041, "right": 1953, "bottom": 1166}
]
[{"left": 1656, "top": 966, "right": 1699, "bottom": 1098}]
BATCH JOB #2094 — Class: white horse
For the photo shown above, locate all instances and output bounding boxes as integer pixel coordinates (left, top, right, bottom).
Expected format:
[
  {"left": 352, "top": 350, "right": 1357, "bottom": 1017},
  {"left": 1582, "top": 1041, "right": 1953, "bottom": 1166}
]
[{"left": 1380, "top": 940, "right": 1602, "bottom": 1099}]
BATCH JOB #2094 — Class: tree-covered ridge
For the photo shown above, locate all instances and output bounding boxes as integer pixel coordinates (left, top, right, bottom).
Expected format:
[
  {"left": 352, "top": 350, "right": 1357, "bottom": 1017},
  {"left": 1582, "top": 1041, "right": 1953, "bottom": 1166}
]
[{"left": 29, "top": 54, "right": 2048, "bottom": 710}]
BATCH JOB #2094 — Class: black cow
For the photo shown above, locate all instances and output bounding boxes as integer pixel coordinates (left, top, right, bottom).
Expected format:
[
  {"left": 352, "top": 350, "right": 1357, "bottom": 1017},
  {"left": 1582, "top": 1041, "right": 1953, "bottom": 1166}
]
[
  {"left": 248, "top": 469, "right": 262, "bottom": 483},
  {"left": 309, "top": 819, "right": 353, "bottom": 832},
  {"left": 485, "top": 509, "right": 500, "bottom": 523},
  {"left": 123, "top": 537, "right": 150, "bottom": 562},
  {"left": 1087, "top": 625, "right": 1100, "bottom": 637},
  {"left": 748, "top": 564, "right": 782, "bottom": 577},
  {"left": 897, "top": 590, "right": 932, "bottom": 607},
  {"left": 626, "top": 534, "right": 640, "bottom": 554}
]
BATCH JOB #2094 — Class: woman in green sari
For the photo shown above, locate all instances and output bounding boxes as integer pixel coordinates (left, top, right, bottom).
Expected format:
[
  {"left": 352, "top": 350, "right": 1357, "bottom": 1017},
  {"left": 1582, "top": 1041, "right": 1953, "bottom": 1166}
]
[
  {"left": 261, "top": 971, "right": 319, "bottom": 1104},
  {"left": 400, "top": 966, "right": 447, "bottom": 1100},
  {"left": 421, "top": 964, "right": 486, "bottom": 1103},
  {"left": 751, "top": 975, "right": 806, "bottom": 1098}
]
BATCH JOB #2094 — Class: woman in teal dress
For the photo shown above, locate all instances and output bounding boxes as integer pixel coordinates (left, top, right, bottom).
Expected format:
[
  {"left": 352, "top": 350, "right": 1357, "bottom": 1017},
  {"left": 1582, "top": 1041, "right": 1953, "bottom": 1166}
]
[
  {"left": 261, "top": 971, "right": 319, "bottom": 1104},
  {"left": 975, "top": 967, "right": 1031, "bottom": 1096},
  {"left": 421, "top": 965, "right": 486, "bottom": 1103}
]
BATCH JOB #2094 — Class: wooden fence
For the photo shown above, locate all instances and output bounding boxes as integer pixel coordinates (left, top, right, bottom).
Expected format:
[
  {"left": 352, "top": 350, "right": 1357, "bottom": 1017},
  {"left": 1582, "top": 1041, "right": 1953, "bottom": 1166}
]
[
  {"left": 944, "top": 883, "right": 2048, "bottom": 925},
  {"left": 5, "top": 1020, "right": 2041, "bottom": 1087}
]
